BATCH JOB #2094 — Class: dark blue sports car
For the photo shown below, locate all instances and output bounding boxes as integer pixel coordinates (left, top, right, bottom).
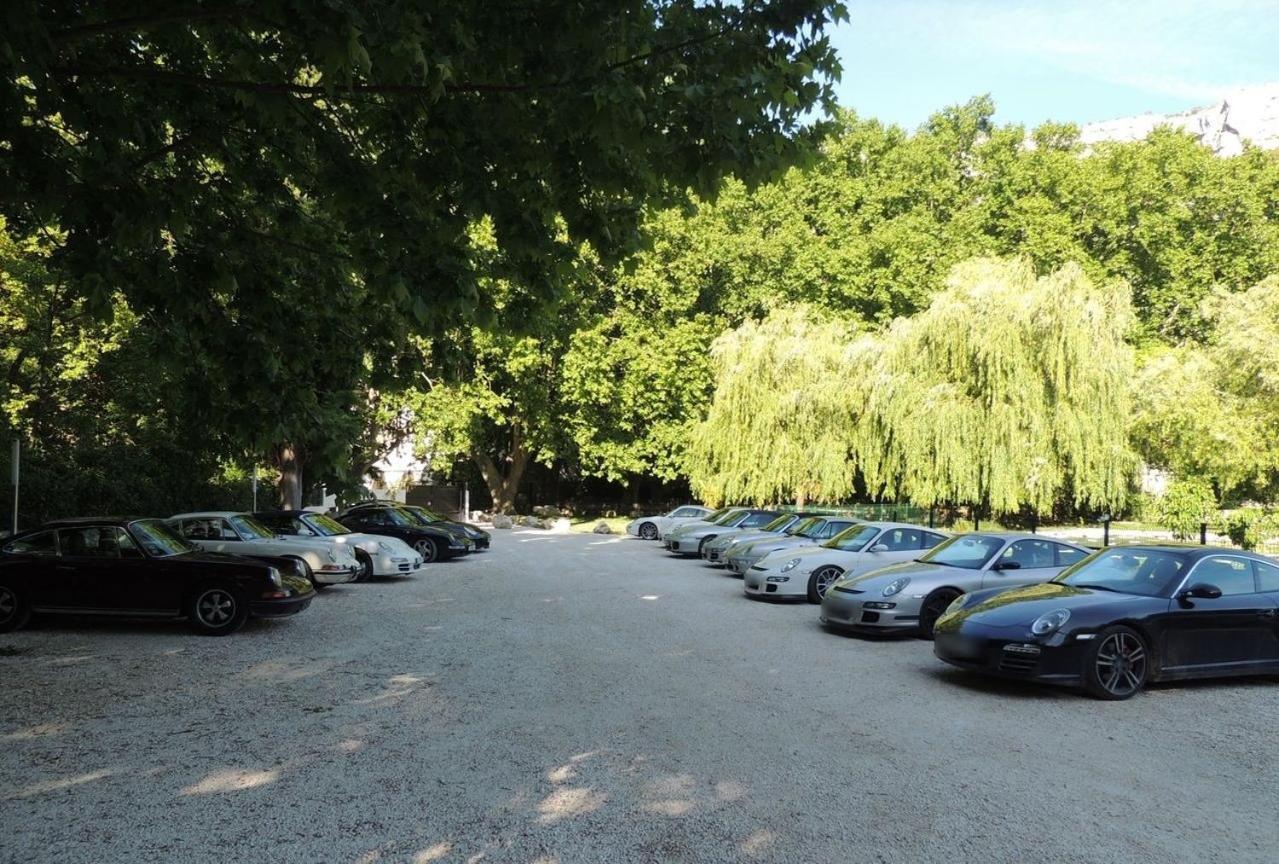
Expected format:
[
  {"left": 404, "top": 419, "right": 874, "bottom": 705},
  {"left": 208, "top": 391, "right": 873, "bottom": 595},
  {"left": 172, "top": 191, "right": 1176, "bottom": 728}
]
[{"left": 934, "top": 545, "right": 1279, "bottom": 699}]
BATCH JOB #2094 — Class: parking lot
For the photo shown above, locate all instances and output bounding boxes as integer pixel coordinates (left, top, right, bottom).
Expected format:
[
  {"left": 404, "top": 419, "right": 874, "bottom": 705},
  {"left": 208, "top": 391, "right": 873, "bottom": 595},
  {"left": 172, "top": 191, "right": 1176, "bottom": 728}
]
[{"left": 3, "top": 528, "right": 1278, "bottom": 863}]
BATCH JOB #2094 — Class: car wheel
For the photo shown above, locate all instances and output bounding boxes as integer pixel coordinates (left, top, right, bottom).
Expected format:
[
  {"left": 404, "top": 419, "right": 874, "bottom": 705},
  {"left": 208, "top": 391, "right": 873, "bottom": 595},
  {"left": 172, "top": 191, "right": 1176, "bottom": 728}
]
[
  {"left": 0, "top": 584, "right": 31, "bottom": 633},
  {"left": 354, "top": 551, "right": 374, "bottom": 582},
  {"left": 1083, "top": 625, "right": 1149, "bottom": 700},
  {"left": 414, "top": 538, "right": 438, "bottom": 564},
  {"left": 287, "top": 556, "right": 324, "bottom": 591},
  {"left": 698, "top": 536, "right": 716, "bottom": 556},
  {"left": 919, "top": 588, "right": 962, "bottom": 638},
  {"left": 807, "top": 566, "right": 844, "bottom": 603},
  {"left": 639, "top": 522, "right": 658, "bottom": 541},
  {"left": 186, "top": 585, "right": 248, "bottom": 636}
]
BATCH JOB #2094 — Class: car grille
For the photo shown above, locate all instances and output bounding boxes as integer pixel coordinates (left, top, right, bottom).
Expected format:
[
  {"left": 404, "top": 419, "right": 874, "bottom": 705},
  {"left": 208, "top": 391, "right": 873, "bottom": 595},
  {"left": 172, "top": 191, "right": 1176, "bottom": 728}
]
[
  {"left": 998, "top": 645, "right": 1041, "bottom": 675},
  {"left": 832, "top": 586, "right": 864, "bottom": 595}
]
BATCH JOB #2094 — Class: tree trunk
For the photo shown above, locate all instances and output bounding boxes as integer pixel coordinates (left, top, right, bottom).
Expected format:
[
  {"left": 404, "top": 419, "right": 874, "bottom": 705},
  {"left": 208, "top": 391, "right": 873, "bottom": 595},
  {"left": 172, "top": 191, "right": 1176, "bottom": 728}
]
[
  {"left": 275, "top": 443, "right": 304, "bottom": 511},
  {"left": 473, "top": 428, "right": 529, "bottom": 515}
]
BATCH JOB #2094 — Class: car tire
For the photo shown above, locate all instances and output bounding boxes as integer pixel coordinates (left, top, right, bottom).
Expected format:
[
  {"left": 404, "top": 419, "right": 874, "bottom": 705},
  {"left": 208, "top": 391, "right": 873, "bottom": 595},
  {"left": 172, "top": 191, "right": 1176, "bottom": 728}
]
[
  {"left": 186, "top": 584, "right": 248, "bottom": 636},
  {"left": 354, "top": 550, "right": 374, "bottom": 583},
  {"left": 698, "top": 536, "right": 716, "bottom": 556},
  {"left": 639, "top": 522, "right": 658, "bottom": 541},
  {"left": 1083, "top": 625, "right": 1150, "bottom": 700},
  {"left": 807, "top": 566, "right": 844, "bottom": 603},
  {"left": 0, "top": 584, "right": 31, "bottom": 633},
  {"left": 414, "top": 538, "right": 438, "bottom": 564},
  {"left": 919, "top": 588, "right": 962, "bottom": 638},
  {"left": 287, "top": 556, "right": 325, "bottom": 591}
]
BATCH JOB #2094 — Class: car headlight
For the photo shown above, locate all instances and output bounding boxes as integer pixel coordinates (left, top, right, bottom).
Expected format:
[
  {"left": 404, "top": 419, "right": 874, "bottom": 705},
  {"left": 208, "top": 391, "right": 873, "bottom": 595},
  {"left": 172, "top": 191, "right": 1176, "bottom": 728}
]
[
  {"left": 780, "top": 558, "right": 802, "bottom": 573},
  {"left": 326, "top": 548, "right": 337, "bottom": 562},
  {"left": 266, "top": 567, "right": 282, "bottom": 588},
  {"left": 377, "top": 541, "right": 393, "bottom": 553},
  {"left": 1031, "top": 608, "right": 1071, "bottom": 636},
  {"left": 881, "top": 576, "right": 910, "bottom": 597}
]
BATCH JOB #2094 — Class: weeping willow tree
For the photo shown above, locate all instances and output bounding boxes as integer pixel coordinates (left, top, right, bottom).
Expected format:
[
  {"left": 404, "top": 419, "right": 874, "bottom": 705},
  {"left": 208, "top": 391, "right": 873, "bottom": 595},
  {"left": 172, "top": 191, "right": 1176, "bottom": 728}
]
[
  {"left": 856, "top": 258, "right": 1136, "bottom": 516},
  {"left": 687, "top": 305, "right": 868, "bottom": 507}
]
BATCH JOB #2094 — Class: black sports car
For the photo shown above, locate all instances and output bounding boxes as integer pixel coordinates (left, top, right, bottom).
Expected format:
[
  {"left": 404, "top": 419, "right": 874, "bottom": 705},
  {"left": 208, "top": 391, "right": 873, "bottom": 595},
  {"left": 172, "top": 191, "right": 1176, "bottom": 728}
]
[
  {"left": 0, "top": 517, "right": 314, "bottom": 635},
  {"left": 934, "top": 545, "right": 1279, "bottom": 699},
  {"left": 396, "top": 504, "right": 491, "bottom": 549},
  {"left": 336, "top": 505, "right": 471, "bottom": 563}
]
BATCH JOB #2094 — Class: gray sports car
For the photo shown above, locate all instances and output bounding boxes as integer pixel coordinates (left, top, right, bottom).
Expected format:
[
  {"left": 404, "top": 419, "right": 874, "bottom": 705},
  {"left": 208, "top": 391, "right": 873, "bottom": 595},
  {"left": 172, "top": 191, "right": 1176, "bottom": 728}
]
[
  {"left": 666, "top": 509, "right": 780, "bottom": 557},
  {"left": 699, "top": 513, "right": 817, "bottom": 564},
  {"left": 725, "top": 515, "right": 861, "bottom": 575},
  {"left": 819, "top": 532, "right": 1092, "bottom": 637}
]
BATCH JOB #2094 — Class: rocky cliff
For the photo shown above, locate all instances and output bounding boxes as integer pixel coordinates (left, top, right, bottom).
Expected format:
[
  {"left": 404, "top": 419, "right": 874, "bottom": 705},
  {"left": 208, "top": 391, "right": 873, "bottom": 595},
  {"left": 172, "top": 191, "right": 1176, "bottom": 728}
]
[{"left": 1080, "top": 83, "right": 1279, "bottom": 155}]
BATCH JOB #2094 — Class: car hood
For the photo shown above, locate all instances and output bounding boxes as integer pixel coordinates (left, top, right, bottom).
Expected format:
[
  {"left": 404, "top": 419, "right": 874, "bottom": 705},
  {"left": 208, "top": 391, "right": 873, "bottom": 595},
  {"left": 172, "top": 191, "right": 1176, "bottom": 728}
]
[
  {"left": 950, "top": 582, "right": 1153, "bottom": 628},
  {"left": 747, "top": 535, "right": 817, "bottom": 555},
  {"left": 175, "top": 549, "right": 273, "bottom": 568},
  {"left": 840, "top": 559, "right": 954, "bottom": 590},
  {"left": 719, "top": 528, "right": 784, "bottom": 548},
  {"left": 337, "top": 532, "right": 416, "bottom": 556}
]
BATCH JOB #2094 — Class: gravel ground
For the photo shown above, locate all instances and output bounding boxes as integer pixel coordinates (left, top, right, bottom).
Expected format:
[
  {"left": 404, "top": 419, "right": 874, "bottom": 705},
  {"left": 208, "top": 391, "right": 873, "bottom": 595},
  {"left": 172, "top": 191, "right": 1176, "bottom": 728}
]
[{"left": 3, "top": 528, "right": 1278, "bottom": 863}]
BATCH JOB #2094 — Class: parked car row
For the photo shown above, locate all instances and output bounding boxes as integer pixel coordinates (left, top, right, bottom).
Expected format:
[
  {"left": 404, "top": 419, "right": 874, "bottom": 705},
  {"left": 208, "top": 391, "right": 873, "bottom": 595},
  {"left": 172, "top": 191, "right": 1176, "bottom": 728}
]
[
  {"left": 634, "top": 505, "right": 1279, "bottom": 699},
  {"left": 0, "top": 502, "right": 492, "bottom": 636}
]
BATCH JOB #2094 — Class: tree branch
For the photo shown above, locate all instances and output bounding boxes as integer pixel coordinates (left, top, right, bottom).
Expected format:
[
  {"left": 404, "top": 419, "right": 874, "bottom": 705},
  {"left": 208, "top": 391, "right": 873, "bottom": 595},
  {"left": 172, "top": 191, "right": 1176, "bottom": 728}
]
[{"left": 51, "top": 8, "right": 272, "bottom": 44}]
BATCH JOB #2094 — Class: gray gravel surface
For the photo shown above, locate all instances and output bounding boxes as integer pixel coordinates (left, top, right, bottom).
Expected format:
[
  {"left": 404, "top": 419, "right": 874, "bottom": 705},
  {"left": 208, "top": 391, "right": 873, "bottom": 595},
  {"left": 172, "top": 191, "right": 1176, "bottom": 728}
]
[{"left": 3, "top": 529, "right": 1278, "bottom": 863}]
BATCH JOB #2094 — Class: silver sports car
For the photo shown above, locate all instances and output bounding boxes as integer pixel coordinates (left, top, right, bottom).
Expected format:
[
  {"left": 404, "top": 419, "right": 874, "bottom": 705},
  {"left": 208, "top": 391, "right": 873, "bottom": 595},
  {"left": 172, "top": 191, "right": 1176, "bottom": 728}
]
[
  {"left": 819, "top": 532, "right": 1092, "bottom": 637},
  {"left": 725, "top": 515, "right": 861, "bottom": 575},
  {"left": 666, "top": 509, "right": 780, "bottom": 557},
  {"left": 699, "top": 513, "right": 815, "bottom": 564}
]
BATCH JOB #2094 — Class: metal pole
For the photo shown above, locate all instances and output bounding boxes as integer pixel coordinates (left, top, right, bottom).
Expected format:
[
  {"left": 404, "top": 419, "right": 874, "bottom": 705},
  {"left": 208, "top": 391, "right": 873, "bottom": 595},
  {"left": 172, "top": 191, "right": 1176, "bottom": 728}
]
[
  {"left": 1103, "top": 516, "right": 1111, "bottom": 547},
  {"left": 463, "top": 482, "right": 470, "bottom": 521},
  {"left": 1199, "top": 522, "right": 1208, "bottom": 545},
  {"left": 251, "top": 466, "right": 258, "bottom": 512},
  {"left": 10, "top": 438, "right": 19, "bottom": 535}
]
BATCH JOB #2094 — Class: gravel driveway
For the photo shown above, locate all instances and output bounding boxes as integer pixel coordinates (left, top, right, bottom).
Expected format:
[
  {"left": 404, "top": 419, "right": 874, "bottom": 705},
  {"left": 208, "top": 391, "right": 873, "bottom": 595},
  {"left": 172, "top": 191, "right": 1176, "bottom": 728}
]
[{"left": 3, "top": 529, "right": 1277, "bottom": 863}]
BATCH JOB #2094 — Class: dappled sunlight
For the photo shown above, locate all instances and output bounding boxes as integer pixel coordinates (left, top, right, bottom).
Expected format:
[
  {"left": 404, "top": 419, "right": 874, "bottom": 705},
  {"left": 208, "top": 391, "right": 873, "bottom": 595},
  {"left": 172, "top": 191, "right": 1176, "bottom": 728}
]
[
  {"left": 536, "top": 787, "right": 607, "bottom": 823},
  {"left": 740, "top": 829, "right": 778, "bottom": 857},
  {"left": 640, "top": 594, "right": 660, "bottom": 601},
  {"left": 714, "top": 780, "right": 747, "bottom": 802},
  {"left": 48, "top": 653, "right": 98, "bottom": 666},
  {"left": 8, "top": 769, "right": 112, "bottom": 800},
  {"left": 239, "top": 657, "right": 334, "bottom": 684},
  {"left": 530, "top": 857, "right": 560, "bottom": 864},
  {"left": 587, "top": 537, "right": 627, "bottom": 546},
  {"left": 353, "top": 673, "right": 437, "bottom": 706},
  {"left": 181, "top": 767, "right": 279, "bottom": 795},
  {"left": 645, "top": 798, "right": 695, "bottom": 816},
  {"left": 334, "top": 738, "right": 364, "bottom": 754},
  {"left": 642, "top": 773, "right": 698, "bottom": 816},
  {"left": 2, "top": 720, "right": 71, "bottom": 741},
  {"left": 412, "top": 841, "right": 452, "bottom": 862}
]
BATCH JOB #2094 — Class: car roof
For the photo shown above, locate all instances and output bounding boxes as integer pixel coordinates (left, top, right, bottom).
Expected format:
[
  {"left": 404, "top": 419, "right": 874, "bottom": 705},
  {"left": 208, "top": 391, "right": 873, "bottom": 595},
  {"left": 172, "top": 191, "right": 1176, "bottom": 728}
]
[
  {"left": 40, "top": 516, "right": 143, "bottom": 528},
  {"left": 1095, "top": 543, "right": 1273, "bottom": 561},
  {"left": 857, "top": 521, "right": 949, "bottom": 531},
  {"left": 169, "top": 511, "right": 245, "bottom": 519}
]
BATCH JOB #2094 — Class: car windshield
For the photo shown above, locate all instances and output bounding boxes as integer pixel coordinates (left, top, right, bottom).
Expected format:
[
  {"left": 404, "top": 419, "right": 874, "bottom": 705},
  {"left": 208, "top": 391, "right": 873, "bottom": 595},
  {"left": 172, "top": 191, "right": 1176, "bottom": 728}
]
[
  {"left": 711, "top": 509, "right": 744, "bottom": 525},
  {"left": 761, "top": 515, "right": 793, "bottom": 532},
  {"left": 701, "top": 508, "right": 730, "bottom": 522},
  {"left": 786, "top": 517, "right": 819, "bottom": 535},
  {"left": 304, "top": 514, "right": 350, "bottom": 536},
  {"left": 229, "top": 515, "right": 275, "bottom": 540},
  {"left": 795, "top": 519, "right": 830, "bottom": 538},
  {"left": 129, "top": 519, "right": 196, "bottom": 557},
  {"left": 380, "top": 508, "right": 418, "bottom": 527},
  {"left": 1055, "top": 548, "right": 1189, "bottom": 597},
  {"left": 920, "top": 534, "right": 1006, "bottom": 570},
  {"left": 406, "top": 507, "right": 444, "bottom": 524},
  {"left": 822, "top": 524, "right": 878, "bottom": 551}
]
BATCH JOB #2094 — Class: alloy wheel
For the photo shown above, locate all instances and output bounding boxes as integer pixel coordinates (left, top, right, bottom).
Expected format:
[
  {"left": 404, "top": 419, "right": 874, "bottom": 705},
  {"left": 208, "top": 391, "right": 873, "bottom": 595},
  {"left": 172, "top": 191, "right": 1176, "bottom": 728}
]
[
  {"left": 0, "top": 587, "right": 15, "bottom": 622},
  {"left": 813, "top": 567, "right": 841, "bottom": 598},
  {"left": 640, "top": 522, "right": 658, "bottom": 541},
  {"left": 415, "top": 539, "right": 437, "bottom": 563},
  {"left": 1095, "top": 631, "right": 1147, "bottom": 697},
  {"left": 919, "top": 589, "right": 960, "bottom": 637},
  {"left": 196, "top": 589, "right": 236, "bottom": 627}
]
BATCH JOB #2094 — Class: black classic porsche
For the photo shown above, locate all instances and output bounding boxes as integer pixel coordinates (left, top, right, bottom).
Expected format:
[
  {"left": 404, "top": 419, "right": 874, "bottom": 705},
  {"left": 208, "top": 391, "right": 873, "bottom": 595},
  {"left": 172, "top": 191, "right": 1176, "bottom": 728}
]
[
  {"left": 934, "top": 545, "right": 1279, "bottom": 699},
  {"left": 0, "top": 517, "right": 314, "bottom": 635},
  {"left": 336, "top": 504, "right": 471, "bottom": 563}
]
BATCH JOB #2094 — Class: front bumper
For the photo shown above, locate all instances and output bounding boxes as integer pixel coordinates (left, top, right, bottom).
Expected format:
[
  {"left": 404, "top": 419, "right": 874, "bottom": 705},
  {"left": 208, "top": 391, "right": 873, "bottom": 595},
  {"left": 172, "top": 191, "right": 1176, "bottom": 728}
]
[
  {"left": 933, "top": 624, "right": 1085, "bottom": 685},
  {"left": 372, "top": 552, "right": 424, "bottom": 577},
  {"left": 667, "top": 536, "right": 703, "bottom": 555},
  {"left": 250, "top": 593, "right": 314, "bottom": 618},
  {"left": 313, "top": 566, "right": 358, "bottom": 586},
  {"left": 819, "top": 586, "right": 921, "bottom": 633},
  {"left": 726, "top": 553, "right": 769, "bottom": 575},
  {"left": 743, "top": 568, "right": 807, "bottom": 597}
]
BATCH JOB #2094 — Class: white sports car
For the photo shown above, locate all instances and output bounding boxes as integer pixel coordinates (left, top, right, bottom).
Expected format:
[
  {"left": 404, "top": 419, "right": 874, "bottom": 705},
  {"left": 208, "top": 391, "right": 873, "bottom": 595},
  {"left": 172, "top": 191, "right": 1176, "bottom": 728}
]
[
  {"left": 169, "top": 511, "right": 359, "bottom": 588},
  {"left": 253, "top": 510, "right": 423, "bottom": 581},
  {"left": 744, "top": 522, "right": 950, "bottom": 602},
  {"left": 625, "top": 505, "right": 714, "bottom": 540}
]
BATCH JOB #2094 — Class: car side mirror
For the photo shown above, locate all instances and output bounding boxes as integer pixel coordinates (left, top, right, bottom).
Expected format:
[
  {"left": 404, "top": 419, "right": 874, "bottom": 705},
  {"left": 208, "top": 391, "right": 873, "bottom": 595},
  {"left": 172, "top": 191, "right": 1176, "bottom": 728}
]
[
  {"left": 992, "top": 560, "right": 1021, "bottom": 571},
  {"left": 869, "top": 544, "right": 888, "bottom": 553},
  {"left": 1179, "top": 583, "right": 1223, "bottom": 601}
]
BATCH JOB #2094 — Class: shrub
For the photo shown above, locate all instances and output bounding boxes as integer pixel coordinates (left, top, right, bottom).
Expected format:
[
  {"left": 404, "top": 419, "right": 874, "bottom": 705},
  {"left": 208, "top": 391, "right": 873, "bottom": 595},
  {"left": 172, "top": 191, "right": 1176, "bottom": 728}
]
[
  {"left": 1154, "top": 478, "right": 1217, "bottom": 540},
  {"left": 1221, "top": 508, "right": 1276, "bottom": 551}
]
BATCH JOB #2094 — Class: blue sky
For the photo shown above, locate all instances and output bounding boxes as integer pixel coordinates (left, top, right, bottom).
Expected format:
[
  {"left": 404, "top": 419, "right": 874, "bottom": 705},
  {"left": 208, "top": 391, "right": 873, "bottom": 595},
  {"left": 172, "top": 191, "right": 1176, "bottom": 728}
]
[{"left": 829, "top": 0, "right": 1279, "bottom": 130}]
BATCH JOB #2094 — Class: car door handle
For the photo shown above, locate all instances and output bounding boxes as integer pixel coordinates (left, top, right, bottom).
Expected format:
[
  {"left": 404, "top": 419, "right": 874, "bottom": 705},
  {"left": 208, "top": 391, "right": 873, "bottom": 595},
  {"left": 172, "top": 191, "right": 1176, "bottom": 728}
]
[
  {"left": 56, "top": 564, "right": 76, "bottom": 571},
  {"left": 1259, "top": 609, "right": 1278, "bottom": 619}
]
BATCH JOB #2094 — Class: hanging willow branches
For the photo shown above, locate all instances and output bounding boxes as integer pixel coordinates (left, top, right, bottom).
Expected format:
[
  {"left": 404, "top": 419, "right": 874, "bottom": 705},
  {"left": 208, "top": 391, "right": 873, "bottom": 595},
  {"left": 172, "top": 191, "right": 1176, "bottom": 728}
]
[
  {"left": 687, "top": 304, "right": 869, "bottom": 507},
  {"left": 855, "top": 257, "right": 1137, "bottom": 515}
]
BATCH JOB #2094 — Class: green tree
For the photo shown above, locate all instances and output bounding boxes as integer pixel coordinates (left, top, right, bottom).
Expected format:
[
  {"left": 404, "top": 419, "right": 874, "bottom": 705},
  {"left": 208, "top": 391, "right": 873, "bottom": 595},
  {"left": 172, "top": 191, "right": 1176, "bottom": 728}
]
[
  {"left": 1155, "top": 478, "right": 1218, "bottom": 540},
  {"left": 856, "top": 258, "right": 1136, "bottom": 517},
  {"left": 685, "top": 304, "right": 865, "bottom": 506},
  {"left": 2, "top": 0, "right": 848, "bottom": 506}
]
